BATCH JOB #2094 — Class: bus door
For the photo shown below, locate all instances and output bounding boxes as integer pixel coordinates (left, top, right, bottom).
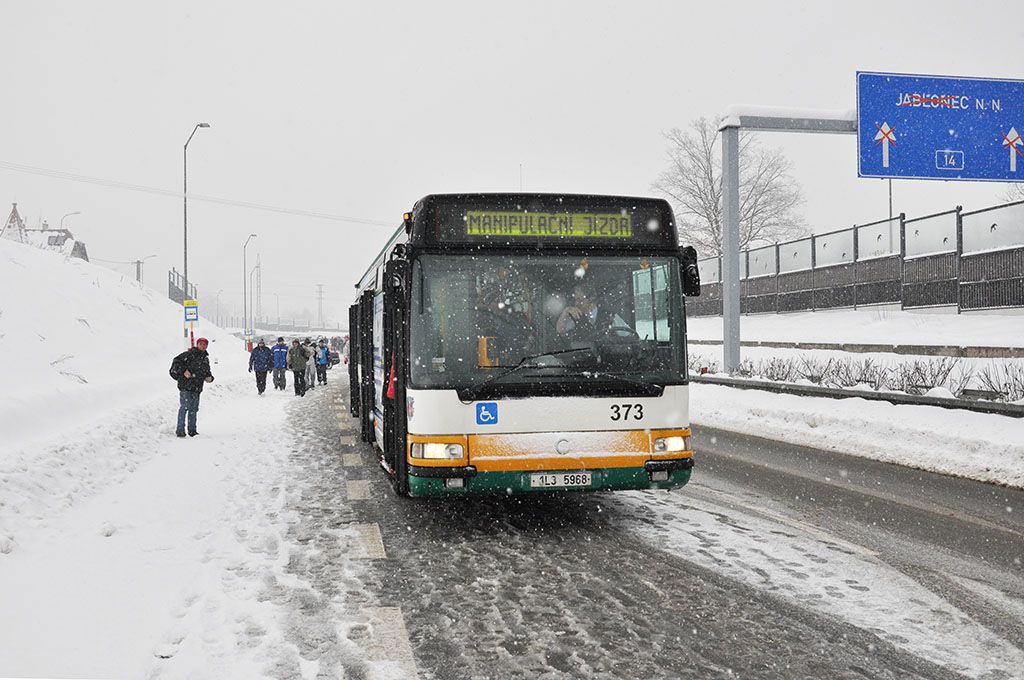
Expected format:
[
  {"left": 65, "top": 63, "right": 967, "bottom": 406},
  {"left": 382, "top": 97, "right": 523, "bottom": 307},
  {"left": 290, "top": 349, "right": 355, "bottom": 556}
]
[
  {"left": 347, "top": 303, "right": 360, "bottom": 417},
  {"left": 382, "top": 257, "right": 410, "bottom": 494},
  {"left": 358, "top": 289, "right": 375, "bottom": 443}
]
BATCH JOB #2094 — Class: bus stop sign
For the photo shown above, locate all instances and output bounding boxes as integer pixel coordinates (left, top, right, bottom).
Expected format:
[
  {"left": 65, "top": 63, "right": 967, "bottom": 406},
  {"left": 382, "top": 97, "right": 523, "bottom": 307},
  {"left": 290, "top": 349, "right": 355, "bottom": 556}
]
[
  {"left": 183, "top": 299, "right": 199, "bottom": 322},
  {"left": 857, "top": 71, "right": 1024, "bottom": 182}
]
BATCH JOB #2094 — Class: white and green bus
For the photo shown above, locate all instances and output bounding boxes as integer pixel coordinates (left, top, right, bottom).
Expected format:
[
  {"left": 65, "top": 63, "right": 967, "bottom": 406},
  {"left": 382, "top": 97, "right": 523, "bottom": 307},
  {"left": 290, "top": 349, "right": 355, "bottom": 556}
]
[{"left": 348, "top": 193, "right": 701, "bottom": 497}]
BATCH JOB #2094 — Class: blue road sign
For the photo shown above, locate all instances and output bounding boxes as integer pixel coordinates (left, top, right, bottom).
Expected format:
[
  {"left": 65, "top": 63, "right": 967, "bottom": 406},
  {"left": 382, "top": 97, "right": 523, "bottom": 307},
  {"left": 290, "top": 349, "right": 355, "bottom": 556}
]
[
  {"left": 184, "top": 305, "right": 199, "bottom": 322},
  {"left": 475, "top": 402, "right": 498, "bottom": 426},
  {"left": 857, "top": 72, "right": 1024, "bottom": 182}
]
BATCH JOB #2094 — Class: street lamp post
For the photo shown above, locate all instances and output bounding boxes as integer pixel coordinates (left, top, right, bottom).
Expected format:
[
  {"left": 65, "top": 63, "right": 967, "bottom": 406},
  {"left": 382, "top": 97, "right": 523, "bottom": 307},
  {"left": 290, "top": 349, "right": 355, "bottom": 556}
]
[
  {"left": 183, "top": 122, "right": 210, "bottom": 314},
  {"left": 214, "top": 289, "right": 224, "bottom": 326},
  {"left": 242, "top": 233, "right": 257, "bottom": 346},
  {"left": 60, "top": 211, "right": 81, "bottom": 230},
  {"left": 249, "top": 265, "right": 258, "bottom": 336}
]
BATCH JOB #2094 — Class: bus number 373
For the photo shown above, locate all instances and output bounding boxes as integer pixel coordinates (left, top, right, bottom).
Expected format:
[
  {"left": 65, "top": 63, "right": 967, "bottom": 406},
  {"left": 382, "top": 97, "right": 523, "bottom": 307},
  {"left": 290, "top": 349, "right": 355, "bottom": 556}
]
[{"left": 610, "top": 404, "right": 643, "bottom": 421}]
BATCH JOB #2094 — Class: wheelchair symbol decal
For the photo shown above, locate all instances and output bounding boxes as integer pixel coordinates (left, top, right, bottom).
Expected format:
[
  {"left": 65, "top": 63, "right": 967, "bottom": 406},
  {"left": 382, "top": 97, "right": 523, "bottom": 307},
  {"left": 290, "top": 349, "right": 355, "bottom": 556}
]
[{"left": 476, "top": 402, "right": 498, "bottom": 425}]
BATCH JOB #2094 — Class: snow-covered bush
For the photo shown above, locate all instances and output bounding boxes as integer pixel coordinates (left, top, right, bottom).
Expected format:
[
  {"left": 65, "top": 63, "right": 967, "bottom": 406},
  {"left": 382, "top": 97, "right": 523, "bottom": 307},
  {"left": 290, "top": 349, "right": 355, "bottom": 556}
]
[{"left": 977, "top": 362, "right": 1024, "bottom": 402}]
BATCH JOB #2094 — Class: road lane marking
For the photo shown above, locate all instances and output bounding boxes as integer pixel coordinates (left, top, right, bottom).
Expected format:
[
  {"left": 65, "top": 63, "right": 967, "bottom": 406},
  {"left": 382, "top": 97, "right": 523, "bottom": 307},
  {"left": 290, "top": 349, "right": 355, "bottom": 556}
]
[
  {"left": 343, "top": 453, "right": 361, "bottom": 467},
  {"left": 351, "top": 522, "right": 386, "bottom": 559},
  {"left": 346, "top": 479, "right": 370, "bottom": 500},
  {"left": 357, "top": 606, "right": 418, "bottom": 678}
]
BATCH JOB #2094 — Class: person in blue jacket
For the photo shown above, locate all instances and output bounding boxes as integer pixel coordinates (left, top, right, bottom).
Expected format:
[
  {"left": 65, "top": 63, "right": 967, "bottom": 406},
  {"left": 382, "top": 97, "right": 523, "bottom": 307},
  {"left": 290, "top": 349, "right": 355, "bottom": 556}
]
[
  {"left": 315, "top": 338, "right": 330, "bottom": 385},
  {"left": 271, "top": 337, "right": 289, "bottom": 390},
  {"left": 248, "top": 337, "right": 274, "bottom": 395}
]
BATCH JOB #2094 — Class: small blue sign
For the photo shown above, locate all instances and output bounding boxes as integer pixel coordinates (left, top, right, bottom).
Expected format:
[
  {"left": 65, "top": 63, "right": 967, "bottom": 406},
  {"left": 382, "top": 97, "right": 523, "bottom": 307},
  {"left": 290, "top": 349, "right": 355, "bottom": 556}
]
[
  {"left": 475, "top": 402, "right": 498, "bottom": 426},
  {"left": 184, "top": 306, "right": 199, "bottom": 322},
  {"left": 857, "top": 71, "right": 1024, "bottom": 182}
]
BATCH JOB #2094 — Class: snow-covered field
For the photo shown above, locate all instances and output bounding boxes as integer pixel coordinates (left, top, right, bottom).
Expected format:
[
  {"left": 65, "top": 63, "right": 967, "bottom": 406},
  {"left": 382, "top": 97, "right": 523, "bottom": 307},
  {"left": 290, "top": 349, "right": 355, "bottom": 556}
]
[
  {"left": 687, "top": 308, "right": 1024, "bottom": 488},
  {"left": 688, "top": 307, "right": 1024, "bottom": 348}
]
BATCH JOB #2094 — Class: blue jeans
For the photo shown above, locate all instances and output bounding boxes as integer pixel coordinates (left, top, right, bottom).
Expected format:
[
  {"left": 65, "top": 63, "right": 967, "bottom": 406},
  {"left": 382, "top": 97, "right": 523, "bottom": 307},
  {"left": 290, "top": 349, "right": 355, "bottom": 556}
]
[{"left": 176, "top": 390, "right": 202, "bottom": 435}]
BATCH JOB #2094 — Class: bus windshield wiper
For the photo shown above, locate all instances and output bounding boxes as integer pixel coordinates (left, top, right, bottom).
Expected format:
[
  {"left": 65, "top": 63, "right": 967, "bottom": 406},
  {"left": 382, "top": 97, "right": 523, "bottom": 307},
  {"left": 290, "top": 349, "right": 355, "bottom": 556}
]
[
  {"left": 581, "top": 370, "right": 663, "bottom": 396},
  {"left": 461, "top": 347, "right": 597, "bottom": 401}
]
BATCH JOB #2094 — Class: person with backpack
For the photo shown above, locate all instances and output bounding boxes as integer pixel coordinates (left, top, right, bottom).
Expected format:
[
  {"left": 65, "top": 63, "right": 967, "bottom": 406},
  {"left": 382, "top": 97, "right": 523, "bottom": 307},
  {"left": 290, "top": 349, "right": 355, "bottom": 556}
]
[
  {"left": 302, "top": 338, "right": 317, "bottom": 392},
  {"left": 315, "top": 338, "right": 330, "bottom": 385},
  {"left": 248, "top": 337, "right": 274, "bottom": 395},
  {"left": 169, "top": 337, "right": 215, "bottom": 437},
  {"left": 271, "top": 337, "right": 289, "bottom": 390},
  {"left": 286, "top": 339, "right": 308, "bottom": 396}
]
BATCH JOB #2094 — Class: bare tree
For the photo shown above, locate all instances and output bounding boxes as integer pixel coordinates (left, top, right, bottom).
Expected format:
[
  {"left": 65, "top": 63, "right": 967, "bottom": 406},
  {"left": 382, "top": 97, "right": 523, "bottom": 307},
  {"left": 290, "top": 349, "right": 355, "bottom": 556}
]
[
  {"left": 652, "top": 118, "right": 807, "bottom": 256},
  {"left": 1000, "top": 183, "right": 1024, "bottom": 202}
]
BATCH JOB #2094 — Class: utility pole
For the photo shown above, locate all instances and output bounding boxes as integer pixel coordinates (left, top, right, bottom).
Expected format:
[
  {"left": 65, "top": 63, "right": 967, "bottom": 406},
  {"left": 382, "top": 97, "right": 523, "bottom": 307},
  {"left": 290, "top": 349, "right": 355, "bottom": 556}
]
[{"left": 316, "top": 284, "right": 325, "bottom": 328}]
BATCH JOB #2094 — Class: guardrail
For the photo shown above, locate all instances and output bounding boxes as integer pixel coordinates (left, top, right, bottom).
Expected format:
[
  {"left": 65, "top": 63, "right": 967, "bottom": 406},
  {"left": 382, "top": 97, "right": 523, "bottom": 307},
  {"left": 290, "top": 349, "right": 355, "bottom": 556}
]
[
  {"left": 688, "top": 339, "right": 1024, "bottom": 359},
  {"left": 690, "top": 374, "right": 1024, "bottom": 418}
]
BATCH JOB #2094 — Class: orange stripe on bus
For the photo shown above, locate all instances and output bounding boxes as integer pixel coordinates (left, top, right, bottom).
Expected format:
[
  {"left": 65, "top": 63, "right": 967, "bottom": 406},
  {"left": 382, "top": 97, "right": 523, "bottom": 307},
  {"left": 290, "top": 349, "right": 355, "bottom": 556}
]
[{"left": 469, "top": 430, "right": 651, "bottom": 473}]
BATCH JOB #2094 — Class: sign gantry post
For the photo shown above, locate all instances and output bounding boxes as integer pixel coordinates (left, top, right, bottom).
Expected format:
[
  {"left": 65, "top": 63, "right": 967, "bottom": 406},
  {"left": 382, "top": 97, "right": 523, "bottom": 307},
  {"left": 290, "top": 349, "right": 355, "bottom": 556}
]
[{"left": 717, "top": 107, "right": 857, "bottom": 373}]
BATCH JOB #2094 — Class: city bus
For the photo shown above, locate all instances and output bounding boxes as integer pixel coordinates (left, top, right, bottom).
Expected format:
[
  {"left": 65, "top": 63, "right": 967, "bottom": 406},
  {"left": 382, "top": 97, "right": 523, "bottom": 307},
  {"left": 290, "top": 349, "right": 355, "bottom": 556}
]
[{"left": 349, "top": 193, "right": 701, "bottom": 497}]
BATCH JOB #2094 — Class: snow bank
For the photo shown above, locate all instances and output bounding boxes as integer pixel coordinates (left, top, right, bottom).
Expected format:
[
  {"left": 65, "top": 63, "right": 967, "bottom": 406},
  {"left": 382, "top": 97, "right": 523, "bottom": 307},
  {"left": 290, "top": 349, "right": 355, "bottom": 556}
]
[
  {"left": 0, "top": 237, "right": 245, "bottom": 444},
  {"left": 0, "top": 237, "right": 247, "bottom": 547},
  {"left": 691, "top": 383, "right": 1024, "bottom": 488}
]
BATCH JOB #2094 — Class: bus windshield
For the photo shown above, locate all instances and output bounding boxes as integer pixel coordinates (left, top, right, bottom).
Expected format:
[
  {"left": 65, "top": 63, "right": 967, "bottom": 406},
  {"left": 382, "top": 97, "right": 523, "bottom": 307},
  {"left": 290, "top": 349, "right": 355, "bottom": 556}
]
[{"left": 409, "top": 254, "right": 686, "bottom": 393}]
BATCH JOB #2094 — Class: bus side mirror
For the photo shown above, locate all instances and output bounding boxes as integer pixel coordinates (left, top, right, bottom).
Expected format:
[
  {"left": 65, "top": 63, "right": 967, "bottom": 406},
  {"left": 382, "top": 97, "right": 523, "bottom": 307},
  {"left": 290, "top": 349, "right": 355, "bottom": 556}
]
[
  {"left": 680, "top": 246, "right": 701, "bottom": 297},
  {"left": 384, "top": 259, "right": 408, "bottom": 294}
]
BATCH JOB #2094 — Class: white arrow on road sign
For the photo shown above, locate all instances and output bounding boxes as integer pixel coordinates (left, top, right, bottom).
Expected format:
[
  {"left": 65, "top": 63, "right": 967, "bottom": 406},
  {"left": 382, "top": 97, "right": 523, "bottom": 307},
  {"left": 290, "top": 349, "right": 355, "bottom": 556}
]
[
  {"left": 874, "top": 122, "right": 896, "bottom": 168},
  {"left": 1003, "top": 127, "right": 1022, "bottom": 172}
]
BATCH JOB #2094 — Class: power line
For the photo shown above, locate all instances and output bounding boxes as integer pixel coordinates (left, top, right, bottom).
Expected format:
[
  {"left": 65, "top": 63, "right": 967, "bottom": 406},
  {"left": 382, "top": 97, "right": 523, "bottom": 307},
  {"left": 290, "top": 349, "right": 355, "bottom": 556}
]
[
  {"left": 0, "top": 159, "right": 394, "bottom": 227},
  {"left": 90, "top": 256, "right": 137, "bottom": 265}
]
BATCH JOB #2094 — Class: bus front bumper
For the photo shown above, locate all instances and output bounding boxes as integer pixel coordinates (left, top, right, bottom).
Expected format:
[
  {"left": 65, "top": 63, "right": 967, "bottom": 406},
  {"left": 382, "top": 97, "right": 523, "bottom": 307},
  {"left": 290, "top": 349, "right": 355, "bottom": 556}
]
[{"left": 407, "top": 459, "right": 692, "bottom": 497}]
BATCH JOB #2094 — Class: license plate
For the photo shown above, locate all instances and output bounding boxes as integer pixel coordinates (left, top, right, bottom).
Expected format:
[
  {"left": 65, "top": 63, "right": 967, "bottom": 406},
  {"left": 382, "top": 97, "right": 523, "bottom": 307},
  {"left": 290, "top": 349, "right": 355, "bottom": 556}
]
[{"left": 529, "top": 472, "right": 593, "bottom": 488}]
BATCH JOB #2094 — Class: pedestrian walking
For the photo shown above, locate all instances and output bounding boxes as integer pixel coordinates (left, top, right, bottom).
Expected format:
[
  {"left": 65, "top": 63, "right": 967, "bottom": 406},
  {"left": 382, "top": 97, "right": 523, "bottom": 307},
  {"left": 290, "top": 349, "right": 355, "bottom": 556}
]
[
  {"left": 169, "top": 337, "right": 215, "bottom": 437},
  {"left": 315, "top": 338, "right": 330, "bottom": 385},
  {"left": 286, "top": 339, "right": 308, "bottom": 396},
  {"left": 248, "top": 337, "right": 274, "bottom": 395},
  {"left": 303, "top": 338, "right": 317, "bottom": 391},
  {"left": 271, "top": 337, "right": 289, "bottom": 390}
]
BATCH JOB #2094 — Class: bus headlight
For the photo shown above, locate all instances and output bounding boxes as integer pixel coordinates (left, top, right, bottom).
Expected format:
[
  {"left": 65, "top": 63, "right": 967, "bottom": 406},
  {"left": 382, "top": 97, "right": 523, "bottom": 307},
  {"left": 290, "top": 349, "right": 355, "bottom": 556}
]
[
  {"left": 411, "top": 442, "right": 464, "bottom": 459},
  {"left": 654, "top": 436, "right": 690, "bottom": 453}
]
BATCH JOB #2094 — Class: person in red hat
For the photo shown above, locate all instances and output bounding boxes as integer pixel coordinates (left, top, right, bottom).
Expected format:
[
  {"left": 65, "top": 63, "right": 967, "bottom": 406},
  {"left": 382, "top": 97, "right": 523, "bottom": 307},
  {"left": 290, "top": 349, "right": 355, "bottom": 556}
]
[{"left": 169, "top": 338, "right": 215, "bottom": 437}]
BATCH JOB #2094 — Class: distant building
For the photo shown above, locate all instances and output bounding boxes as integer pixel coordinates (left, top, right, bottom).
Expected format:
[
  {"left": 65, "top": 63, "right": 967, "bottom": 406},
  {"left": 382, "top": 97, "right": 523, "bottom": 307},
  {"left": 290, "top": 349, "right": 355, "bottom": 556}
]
[{"left": 0, "top": 203, "right": 89, "bottom": 261}]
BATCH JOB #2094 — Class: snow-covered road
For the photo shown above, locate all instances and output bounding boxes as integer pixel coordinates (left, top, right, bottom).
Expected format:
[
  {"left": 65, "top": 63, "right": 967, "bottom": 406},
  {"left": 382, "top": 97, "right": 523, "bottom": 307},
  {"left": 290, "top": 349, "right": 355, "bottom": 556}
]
[{"left": 3, "top": 375, "right": 1023, "bottom": 679}]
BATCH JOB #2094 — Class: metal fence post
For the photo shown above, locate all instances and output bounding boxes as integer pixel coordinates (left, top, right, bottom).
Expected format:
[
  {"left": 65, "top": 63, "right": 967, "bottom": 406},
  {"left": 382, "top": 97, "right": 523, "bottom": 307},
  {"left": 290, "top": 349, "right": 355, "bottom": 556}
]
[
  {"left": 775, "top": 242, "right": 781, "bottom": 314},
  {"left": 852, "top": 225, "right": 859, "bottom": 310},
  {"left": 810, "top": 234, "right": 817, "bottom": 311},
  {"left": 899, "top": 212, "right": 907, "bottom": 310},
  {"left": 955, "top": 205, "right": 963, "bottom": 314}
]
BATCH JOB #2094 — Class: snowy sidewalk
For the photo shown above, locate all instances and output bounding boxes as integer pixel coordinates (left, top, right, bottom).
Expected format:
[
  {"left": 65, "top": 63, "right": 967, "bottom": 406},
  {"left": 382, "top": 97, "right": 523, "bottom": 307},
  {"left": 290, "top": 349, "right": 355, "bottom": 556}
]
[
  {"left": 1, "top": 378, "right": 307, "bottom": 678},
  {"left": 0, "top": 375, "right": 412, "bottom": 679}
]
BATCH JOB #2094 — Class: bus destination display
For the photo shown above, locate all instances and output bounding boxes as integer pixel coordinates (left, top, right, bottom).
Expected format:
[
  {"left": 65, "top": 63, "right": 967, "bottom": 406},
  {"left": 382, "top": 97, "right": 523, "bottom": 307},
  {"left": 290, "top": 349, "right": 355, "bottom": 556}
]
[{"left": 466, "top": 211, "right": 632, "bottom": 239}]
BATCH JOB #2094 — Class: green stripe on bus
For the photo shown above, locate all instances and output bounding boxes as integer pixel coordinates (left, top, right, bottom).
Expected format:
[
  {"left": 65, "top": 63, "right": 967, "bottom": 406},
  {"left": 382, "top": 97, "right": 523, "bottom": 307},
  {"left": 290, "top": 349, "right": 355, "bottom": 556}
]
[{"left": 407, "top": 467, "right": 691, "bottom": 497}]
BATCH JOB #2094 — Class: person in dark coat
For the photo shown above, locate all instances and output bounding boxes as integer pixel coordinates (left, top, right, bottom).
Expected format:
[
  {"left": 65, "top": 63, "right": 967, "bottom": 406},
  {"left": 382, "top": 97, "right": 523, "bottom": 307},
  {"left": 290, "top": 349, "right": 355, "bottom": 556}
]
[
  {"left": 271, "top": 337, "right": 289, "bottom": 390},
  {"left": 169, "top": 337, "right": 215, "bottom": 437},
  {"left": 286, "top": 339, "right": 308, "bottom": 396},
  {"left": 248, "top": 337, "right": 274, "bottom": 395}
]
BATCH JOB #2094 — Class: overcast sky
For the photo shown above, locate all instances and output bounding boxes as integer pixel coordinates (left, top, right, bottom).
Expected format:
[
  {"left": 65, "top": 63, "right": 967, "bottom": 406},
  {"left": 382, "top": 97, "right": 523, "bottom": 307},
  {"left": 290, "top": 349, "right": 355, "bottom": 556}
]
[{"left": 2, "top": 1, "right": 1020, "bottom": 326}]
